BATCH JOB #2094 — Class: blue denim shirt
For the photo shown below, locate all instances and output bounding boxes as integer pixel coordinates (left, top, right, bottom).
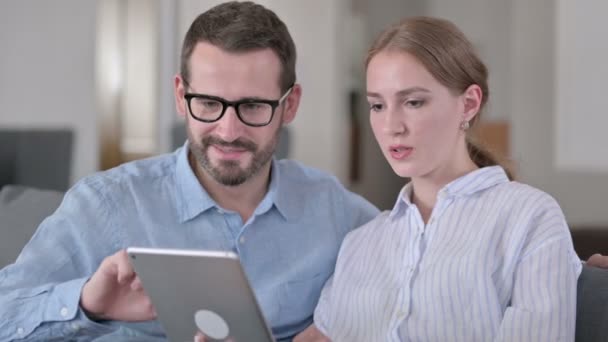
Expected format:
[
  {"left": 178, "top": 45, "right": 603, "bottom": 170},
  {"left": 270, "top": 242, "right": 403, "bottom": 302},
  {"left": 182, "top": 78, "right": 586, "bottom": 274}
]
[{"left": 0, "top": 144, "right": 379, "bottom": 341}]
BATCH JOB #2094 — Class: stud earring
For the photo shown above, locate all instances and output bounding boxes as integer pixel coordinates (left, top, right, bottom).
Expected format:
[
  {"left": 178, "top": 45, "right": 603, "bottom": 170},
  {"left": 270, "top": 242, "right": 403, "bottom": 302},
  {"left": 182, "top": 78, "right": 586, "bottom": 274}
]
[{"left": 460, "top": 120, "right": 470, "bottom": 131}]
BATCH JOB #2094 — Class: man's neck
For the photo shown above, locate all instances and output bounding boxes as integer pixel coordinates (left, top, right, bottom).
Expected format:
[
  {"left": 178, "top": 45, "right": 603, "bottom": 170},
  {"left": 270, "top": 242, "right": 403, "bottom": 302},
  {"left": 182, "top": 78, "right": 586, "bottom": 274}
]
[{"left": 189, "top": 153, "right": 272, "bottom": 223}]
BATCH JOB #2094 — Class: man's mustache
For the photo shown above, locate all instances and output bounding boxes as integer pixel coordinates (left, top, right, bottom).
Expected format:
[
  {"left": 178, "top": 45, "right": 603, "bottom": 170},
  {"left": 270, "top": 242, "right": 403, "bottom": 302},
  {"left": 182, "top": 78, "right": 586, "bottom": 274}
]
[{"left": 201, "top": 136, "right": 257, "bottom": 152}]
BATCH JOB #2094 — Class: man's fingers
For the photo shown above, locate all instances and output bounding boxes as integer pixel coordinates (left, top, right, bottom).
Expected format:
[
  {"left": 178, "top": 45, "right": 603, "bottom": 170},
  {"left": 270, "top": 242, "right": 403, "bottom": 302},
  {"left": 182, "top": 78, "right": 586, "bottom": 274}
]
[
  {"left": 142, "top": 294, "right": 157, "bottom": 319},
  {"left": 194, "top": 332, "right": 207, "bottom": 342},
  {"left": 130, "top": 276, "right": 144, "bottom": 291},
  {"left": 116, "top": 250, "right": 136, "bottom": 284}
]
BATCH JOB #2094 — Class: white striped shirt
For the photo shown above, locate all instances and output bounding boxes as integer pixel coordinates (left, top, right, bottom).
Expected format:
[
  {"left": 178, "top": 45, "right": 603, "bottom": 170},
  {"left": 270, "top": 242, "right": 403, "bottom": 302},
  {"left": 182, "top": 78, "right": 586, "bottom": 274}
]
[{"left": 314, "top": 166, "right": 581, "bottom": 342}]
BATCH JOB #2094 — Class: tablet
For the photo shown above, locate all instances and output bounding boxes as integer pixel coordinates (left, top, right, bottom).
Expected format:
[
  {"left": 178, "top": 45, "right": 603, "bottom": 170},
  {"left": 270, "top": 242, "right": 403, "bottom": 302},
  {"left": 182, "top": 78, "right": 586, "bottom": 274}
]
[{"left": 127, "top": 247, "right": 275, "bottom": 342}]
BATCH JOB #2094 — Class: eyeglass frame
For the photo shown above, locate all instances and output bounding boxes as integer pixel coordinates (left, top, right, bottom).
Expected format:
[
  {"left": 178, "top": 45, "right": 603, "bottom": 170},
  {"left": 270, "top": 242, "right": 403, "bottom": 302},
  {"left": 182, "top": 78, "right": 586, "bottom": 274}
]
[{"left": 183, "top": 83, "right": 294, "bottom": 127}]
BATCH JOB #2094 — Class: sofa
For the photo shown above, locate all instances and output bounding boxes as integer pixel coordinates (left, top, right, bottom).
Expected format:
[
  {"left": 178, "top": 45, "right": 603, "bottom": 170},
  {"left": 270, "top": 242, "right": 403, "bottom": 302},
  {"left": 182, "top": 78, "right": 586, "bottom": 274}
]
[
  {"left": 0, "top": 185, "right": 607, "bottom": 341},
  {"left": 0, "top": 185, "right": 65, "bottom": 267},
  {"left": 0, "top": 129, "right": 73, "bottom": 192}
]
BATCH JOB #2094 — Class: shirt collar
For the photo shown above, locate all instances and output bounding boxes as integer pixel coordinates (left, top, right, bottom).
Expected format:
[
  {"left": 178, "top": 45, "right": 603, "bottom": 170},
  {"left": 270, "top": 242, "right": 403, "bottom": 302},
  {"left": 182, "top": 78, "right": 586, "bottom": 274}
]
[
  {"left": 174, "top": 142, "right": 297, "bottom": 223},
  {"left": 260, "top": 159, "right": 299, "bottom": 221},
  {"left": 174, "top": 142, "right": 217, "bottom": 222},
  {"left": 388, "top": 166, "right": 510, "bottom": 219},
  {"left": 388, "top": 182, "right": 414, "bottom": 220}
]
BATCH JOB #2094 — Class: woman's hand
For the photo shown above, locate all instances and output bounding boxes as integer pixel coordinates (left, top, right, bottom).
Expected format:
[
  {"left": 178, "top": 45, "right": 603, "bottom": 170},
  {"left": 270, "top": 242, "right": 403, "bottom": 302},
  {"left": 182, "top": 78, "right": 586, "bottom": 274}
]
[{"left": 293, "top": 324, "right": 331, "bottom": 342}]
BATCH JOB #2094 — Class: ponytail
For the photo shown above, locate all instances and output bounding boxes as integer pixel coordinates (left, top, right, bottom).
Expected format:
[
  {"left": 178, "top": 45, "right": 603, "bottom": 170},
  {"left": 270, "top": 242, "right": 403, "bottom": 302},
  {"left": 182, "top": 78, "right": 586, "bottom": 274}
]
[{"left": 466, "top": 138, "right": 514, "bottom": 180}]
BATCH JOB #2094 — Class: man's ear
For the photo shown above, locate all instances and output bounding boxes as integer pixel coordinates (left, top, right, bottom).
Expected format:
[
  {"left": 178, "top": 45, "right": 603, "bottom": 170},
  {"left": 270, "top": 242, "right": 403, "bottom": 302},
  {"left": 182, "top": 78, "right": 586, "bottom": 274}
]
[
  {"left": 174, "top": 75, "right": 187, "bottom": 118},
  {"left": 461, "top": 83, "right": 483, "bottom": 122},
  {"left": 281, "top": 84, "right": 302, "bottom": 125}
]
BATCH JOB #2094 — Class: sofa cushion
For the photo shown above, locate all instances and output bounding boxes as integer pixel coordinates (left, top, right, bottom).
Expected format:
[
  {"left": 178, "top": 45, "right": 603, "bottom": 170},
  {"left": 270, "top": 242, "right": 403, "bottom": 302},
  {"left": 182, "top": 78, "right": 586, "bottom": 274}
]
[
  {"left": 0, "top": 185, "right": 64, "bottom": 268},
  {"left": 576, "top": 265, "right": 608, "bottom": 342},
  {"left": 0, "top": 129, "right": 73, "bottom": 191},
  {"left": 0, "top": 132, "right": 19, "bottom": 189}
]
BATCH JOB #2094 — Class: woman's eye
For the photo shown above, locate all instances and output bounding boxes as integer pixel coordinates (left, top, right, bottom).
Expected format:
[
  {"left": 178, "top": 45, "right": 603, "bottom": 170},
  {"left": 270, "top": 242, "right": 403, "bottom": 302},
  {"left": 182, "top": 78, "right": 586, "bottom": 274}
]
[
  {"left": 405, "top": 99, "right": 425, "bottom": 108},
  {"left": 369, "top": 103, "right": 384, "bottom": 112}
]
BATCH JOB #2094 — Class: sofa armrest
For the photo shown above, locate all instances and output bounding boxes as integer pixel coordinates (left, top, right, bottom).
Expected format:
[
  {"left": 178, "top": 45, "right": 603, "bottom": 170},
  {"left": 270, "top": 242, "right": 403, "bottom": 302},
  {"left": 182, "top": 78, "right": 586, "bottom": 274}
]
[
  {"left": 576, "top": 265, "right": 608, "bottom": 342},
  {"left": 0, "top": 185, "right": 64, "bottom": 268}
]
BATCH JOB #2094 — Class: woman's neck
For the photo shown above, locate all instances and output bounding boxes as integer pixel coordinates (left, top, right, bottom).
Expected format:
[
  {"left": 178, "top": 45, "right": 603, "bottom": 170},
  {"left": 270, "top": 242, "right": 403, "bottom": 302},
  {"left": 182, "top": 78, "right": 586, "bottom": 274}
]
[{"left": 411, "top": 157, "right": 479, "bottom": 224}]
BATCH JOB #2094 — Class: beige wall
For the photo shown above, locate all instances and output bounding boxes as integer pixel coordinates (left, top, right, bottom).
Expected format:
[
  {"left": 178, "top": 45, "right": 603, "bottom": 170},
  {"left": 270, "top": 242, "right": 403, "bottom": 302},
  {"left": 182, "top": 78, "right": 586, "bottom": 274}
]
[
  {"left": 0, "top": 0, "right": 98, "bottom": 183},
  {"left": 510, "top": 0, "right": 608, "bottom": 226},
  {"left": 2, "top": 0, "right": 608, "bottom": 225}
]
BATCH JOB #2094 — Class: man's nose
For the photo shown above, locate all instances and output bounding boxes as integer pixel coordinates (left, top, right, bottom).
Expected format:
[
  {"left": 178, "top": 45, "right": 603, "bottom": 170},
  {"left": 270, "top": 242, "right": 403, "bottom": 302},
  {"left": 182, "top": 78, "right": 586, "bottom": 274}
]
[{"left": 214, "top": 106, "right": 245, "bottom": 142}]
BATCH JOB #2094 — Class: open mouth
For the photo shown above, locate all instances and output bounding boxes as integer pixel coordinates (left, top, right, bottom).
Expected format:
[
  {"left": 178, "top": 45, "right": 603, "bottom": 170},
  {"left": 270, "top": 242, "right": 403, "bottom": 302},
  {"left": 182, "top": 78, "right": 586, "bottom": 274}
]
[{"left": 389, "top": 146, "right": 413, "bottom": 160}]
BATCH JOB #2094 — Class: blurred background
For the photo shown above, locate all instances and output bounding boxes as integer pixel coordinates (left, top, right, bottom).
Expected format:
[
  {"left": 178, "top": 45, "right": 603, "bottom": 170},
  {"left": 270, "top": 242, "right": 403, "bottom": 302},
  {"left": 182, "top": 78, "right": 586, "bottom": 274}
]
[{"left": 1, "top": 0, "right": 607, "bottom": 230}]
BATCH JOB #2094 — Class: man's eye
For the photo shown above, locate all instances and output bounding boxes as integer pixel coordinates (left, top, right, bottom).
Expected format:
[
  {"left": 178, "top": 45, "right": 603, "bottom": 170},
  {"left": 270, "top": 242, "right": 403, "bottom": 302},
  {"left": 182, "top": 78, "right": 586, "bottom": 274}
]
[
  {"left": 194, "top": 99, "right": 221, "bottom": 111},
  {"left": 241, "top": 103, "right": 263, "bottom": 110},
  {"left": 202, "top": 101, "right": 221, "bottom": 109}
]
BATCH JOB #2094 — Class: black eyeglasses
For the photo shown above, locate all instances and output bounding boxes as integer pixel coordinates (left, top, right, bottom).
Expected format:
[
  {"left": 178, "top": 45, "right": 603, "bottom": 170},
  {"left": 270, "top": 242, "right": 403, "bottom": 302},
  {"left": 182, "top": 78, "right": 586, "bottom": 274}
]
[{"left": 184, "top": 86, "right": 293, "bottom": 127}]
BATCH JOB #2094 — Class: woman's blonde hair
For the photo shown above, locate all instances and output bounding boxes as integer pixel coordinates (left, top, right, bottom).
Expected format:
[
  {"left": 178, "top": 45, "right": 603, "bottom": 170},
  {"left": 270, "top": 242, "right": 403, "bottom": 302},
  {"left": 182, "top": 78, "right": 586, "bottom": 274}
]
[{"left": 366, "top": 16, "right": 512, "bottom": 179}]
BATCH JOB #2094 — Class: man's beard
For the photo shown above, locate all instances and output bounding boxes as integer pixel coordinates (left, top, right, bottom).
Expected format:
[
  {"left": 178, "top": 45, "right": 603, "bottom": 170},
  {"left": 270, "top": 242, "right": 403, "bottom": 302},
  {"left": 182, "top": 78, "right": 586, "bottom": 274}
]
[{"left": 188, "top": 127, "right": 280, "bottom": 186}]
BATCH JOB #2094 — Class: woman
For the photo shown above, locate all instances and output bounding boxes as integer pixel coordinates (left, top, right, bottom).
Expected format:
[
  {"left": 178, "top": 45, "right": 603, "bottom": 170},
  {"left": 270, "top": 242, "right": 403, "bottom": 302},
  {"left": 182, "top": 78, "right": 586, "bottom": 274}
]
[{"left": 297, "top": 16, "right": 581, "bottom": 341}]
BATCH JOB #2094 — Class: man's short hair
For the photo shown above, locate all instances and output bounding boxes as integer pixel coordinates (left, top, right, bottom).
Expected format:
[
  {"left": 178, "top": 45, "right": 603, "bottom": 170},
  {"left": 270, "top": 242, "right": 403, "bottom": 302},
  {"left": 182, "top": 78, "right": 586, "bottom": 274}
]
[{"left": 180, "top": 1, "right": 297, "bottom": 92}]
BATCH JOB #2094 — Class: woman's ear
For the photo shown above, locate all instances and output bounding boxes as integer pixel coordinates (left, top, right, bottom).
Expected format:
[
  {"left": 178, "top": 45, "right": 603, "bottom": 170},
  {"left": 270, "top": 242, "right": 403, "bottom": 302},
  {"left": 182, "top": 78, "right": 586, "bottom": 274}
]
[{"left": 462, "top": 84, "right": 483, "bottom": 122}]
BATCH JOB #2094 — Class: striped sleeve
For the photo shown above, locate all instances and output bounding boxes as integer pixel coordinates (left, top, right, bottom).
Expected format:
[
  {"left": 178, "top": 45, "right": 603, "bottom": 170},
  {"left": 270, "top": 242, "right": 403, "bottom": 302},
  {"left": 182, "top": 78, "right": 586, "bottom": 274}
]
[
  {"left": 313, "top": 275, "right": 334, "bottom": 337},
  {"left": 494, "top": 198, "right": 582, "bottom": 341}
]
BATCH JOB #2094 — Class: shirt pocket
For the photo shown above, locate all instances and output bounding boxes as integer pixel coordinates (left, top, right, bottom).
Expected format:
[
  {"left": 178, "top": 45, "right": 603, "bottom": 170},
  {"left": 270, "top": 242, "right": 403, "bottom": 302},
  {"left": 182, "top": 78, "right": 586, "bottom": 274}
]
[{"left": 278, "top": 272, "right": 331, "bottom": 325}]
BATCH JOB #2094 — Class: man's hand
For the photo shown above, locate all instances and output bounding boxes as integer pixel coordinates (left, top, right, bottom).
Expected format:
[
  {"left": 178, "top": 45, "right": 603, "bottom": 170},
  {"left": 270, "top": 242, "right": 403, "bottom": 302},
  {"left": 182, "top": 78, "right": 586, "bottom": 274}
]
[
  {"left": 194, "top": 332, "right": 236, "bottom": 342},
  {"left": 80, "top": 249, "right": 156, "bottom": 321},
  {"left": 194, "top": 332, "right": 207, "bottom": 342},
  {"left": 293, "top": 324, "right": 331, "bottom": 342},
  {"left": 587, "top": 253, "right": 608, "bottom": 268}
]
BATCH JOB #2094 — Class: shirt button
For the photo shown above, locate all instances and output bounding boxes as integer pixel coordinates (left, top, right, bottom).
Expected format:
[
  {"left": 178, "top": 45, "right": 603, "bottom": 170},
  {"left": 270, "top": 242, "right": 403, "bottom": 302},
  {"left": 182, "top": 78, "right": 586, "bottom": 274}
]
[
  {"left": 16, "top": 327, "right": 24, "bottom": 335},
  {"left": 60, "top": 307, "right": 69, "bottom": 317},
  {"left": 239, "top": 236, "right": 246, "bottom": 244},
  {"left": 71, "top": 322, "right": 80, "bottom": 331}
]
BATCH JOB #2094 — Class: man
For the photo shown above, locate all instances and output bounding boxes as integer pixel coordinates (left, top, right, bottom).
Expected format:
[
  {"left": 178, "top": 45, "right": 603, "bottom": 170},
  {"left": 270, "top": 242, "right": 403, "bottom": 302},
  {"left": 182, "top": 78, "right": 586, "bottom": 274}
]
[{"left": 0, "top": 2, "right": 378, "bottom": 341}]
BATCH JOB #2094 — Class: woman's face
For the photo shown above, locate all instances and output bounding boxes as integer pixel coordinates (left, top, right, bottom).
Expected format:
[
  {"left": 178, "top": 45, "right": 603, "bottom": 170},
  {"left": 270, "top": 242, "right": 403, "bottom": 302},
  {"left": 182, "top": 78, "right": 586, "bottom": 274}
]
[{"left": 366, "top": 51, "right": 478, "bottom": 180}]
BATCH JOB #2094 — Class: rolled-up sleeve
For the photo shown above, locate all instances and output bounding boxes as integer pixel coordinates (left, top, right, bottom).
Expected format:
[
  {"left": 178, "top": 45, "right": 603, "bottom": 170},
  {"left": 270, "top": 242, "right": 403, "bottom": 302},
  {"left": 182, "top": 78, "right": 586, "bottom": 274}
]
[
  {"left": 0, "top": 180, "right": 120, "bottom": 341},
  {"left": 1, "top": 277, "right": 117, "bottom": 340}
]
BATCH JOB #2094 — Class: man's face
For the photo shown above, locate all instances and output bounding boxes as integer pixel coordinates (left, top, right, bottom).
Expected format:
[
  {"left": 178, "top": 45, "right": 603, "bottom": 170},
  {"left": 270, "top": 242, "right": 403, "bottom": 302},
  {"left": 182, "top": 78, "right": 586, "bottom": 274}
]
[{"left": 174, "top": 42, "right": 298, "bottom": 186}]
